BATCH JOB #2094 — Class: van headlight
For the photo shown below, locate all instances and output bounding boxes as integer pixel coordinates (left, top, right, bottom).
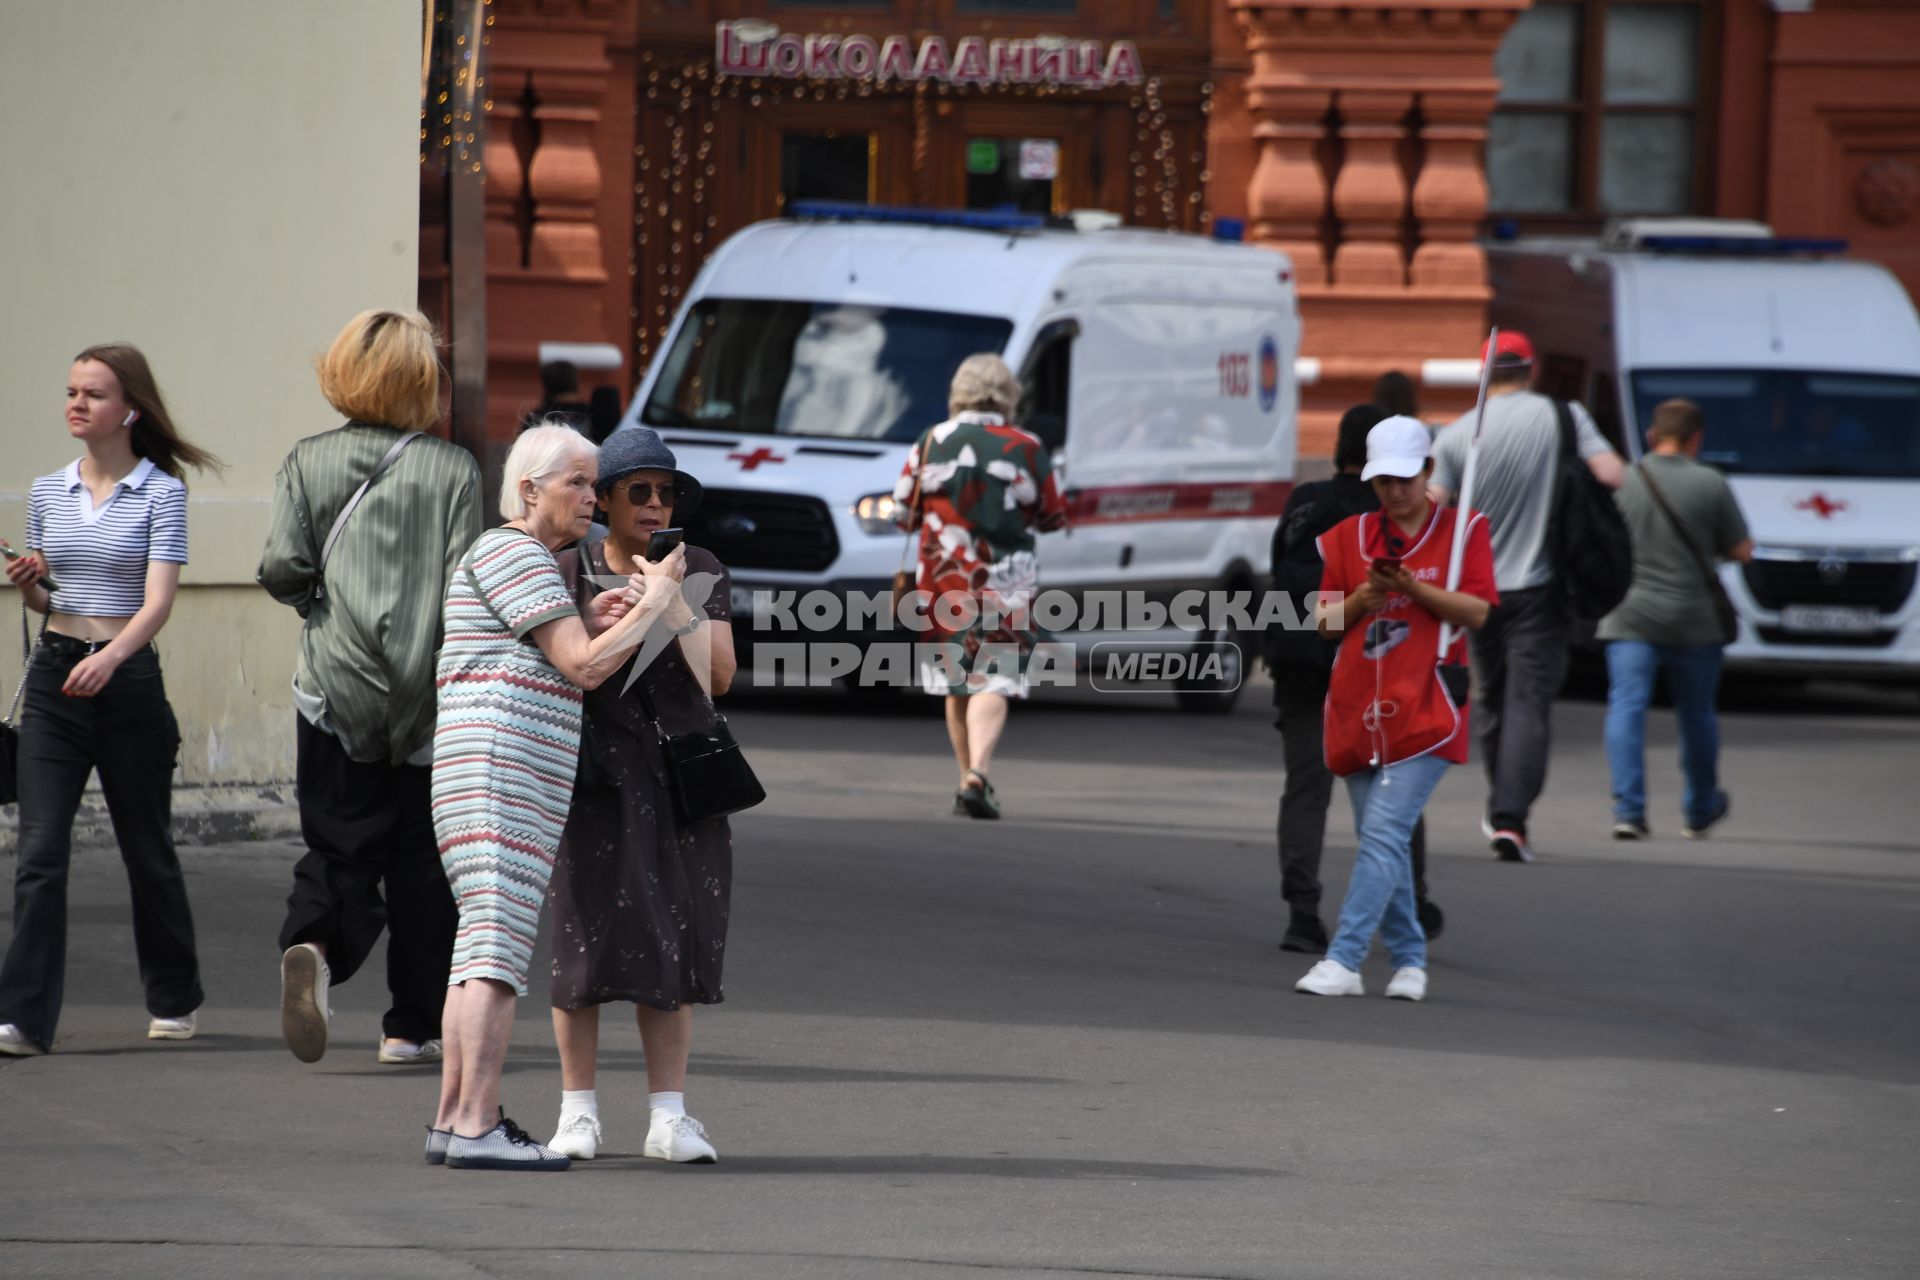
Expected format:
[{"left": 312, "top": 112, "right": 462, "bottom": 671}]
[{"left": 854, "top": 492, "right": 903, "bottom": 535}]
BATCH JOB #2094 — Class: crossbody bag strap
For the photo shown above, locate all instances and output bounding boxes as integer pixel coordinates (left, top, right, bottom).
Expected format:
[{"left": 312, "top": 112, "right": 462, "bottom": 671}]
[
  {"left": 315, "top": 430, "right": 423, "bottom": 600},
  {"left": 1637, "top": 461, "right": 1721, "bottom": 593}
]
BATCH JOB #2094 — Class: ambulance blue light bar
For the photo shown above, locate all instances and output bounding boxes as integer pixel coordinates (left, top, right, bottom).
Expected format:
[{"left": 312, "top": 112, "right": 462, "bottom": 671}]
[
  {"left": 786, "top": 201, "right": 1046, "bottom": 233},
  {"left": 1637, "top": 235, "right": 1849, "bottom": 257}
]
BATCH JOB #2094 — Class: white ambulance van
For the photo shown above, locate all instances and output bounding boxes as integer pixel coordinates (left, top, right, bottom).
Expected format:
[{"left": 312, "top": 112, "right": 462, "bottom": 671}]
[
  {"left": 616, "top": 205, "right": 1301, "bottom": 709},
  {"left": 1489, "top": 219, "right": 1920, "bottom": 682}
]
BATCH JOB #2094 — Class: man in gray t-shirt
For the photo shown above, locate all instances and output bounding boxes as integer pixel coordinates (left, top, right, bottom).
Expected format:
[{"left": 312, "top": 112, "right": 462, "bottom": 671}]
[
  {"left": 1598, "top": 399, "right": 1752, "bottom": 842},
  {"left": 1430, "top": 332, "right": 1624, "bottom": 861}
]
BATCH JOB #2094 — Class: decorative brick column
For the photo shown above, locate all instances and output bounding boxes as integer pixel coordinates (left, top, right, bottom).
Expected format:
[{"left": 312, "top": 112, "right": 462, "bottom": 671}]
[
  {"left": 1227, "top": 0, "right": 1527, "bottom": 457},
  {"left": 527, "top": 71, "right": 608, "bottom": 276},
  {"left": 1244, "top": 85, "right": 1330, "bottom": 285},
  {"left": 1331, "top": 90, "right": 1413, "bottom": 286},
  {"left": 479, "top": 0, "right": 617, "bottom": 448},
  {"left": 1411, "top": 88, "right": 1497, "bottom": 288}
]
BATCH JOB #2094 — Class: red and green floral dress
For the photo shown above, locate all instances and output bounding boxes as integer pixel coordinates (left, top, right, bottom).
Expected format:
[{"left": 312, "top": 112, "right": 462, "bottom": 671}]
[{"left": 893, "top": 411, "right": 1068, "bottom": 696}]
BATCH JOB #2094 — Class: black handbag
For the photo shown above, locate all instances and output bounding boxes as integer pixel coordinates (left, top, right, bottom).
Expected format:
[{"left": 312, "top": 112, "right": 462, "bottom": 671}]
[
  {"left": 634, "top": 678, "right": 765, "bottom": 825},
  {"left": 1, "top": 606, "right": 50, "bottom": 808}
]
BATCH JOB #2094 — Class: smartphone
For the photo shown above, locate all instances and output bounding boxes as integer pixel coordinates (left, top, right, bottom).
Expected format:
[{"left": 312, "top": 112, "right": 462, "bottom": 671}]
[
  {"left": 1373, "top": 557, "right": 1402, "bottom": 573},
  {"left": 1, "top": 542, "right": 57, "bottom": 592},
  {"left": 645, "top": 527, "right": 685, "bottom": 562}
]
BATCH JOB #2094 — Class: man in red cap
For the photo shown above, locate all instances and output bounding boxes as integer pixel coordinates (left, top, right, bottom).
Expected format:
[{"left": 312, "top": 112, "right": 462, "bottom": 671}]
[{"left": 1430, "top": 331, "right": 1624, "bottom": 862}]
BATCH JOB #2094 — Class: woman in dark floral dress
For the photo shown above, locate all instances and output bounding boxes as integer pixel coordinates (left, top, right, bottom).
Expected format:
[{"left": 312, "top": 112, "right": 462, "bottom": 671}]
[
  {"left": 544, "top": 429, "right": 737, "bottom": 1165},
  {"left": 893, "top": 353, "right": 1067, "bottom": 820}
]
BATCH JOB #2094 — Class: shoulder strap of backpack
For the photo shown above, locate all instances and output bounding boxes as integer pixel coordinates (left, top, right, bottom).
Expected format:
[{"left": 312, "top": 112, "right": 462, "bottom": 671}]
[{"left": 1552, "top": 398, "right": 1576, "bottom": 462}]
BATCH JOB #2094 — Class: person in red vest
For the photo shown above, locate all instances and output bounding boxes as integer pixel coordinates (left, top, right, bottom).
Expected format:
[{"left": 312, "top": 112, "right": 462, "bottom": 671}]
[{"left": 1295, "top": 417, "right": 1498, "bottom": 1003}]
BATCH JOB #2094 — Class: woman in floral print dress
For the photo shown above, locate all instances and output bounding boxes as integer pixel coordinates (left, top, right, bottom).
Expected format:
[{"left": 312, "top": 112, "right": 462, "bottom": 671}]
[{"left": 893, "top": 354, "right": 1067, "bottom": 820}]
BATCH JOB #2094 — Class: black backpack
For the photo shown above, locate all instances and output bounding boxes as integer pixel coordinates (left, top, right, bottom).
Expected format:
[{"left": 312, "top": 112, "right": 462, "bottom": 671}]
[{"left": 1548, "top": 400, "right": 1633, "bottom": 621}]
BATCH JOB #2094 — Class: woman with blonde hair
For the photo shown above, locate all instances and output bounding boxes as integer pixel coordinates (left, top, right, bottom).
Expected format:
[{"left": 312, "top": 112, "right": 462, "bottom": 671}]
[
  {"left": 892, "top": 353, "right": 1067, "bottom": 819},
  {"left": 0, "top": 343, "right": 220, "bottom": 1057},
  {"left": 426, "top": 424, "right": 683, "bottom": 1171},
  {"left": 259, "top": 308, "right": 483, "bottom": 1068}
]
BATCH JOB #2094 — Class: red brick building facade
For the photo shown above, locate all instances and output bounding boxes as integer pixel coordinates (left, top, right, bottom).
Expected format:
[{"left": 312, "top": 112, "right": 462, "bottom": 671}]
[{"left": 429, "top": 0, "right": 1920, "bottom": 460}]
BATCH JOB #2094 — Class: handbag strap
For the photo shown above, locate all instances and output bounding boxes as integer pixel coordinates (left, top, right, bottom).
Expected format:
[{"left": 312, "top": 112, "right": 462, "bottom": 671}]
[
  {"left": 6, "top": 605, "right": 49, "bottom": 727},
  {"left": 1637, "top": 459, "right": 1722, "bottom": 595},
  {"left": 315, "top": 430, "right": 423, "bottom": 599}
]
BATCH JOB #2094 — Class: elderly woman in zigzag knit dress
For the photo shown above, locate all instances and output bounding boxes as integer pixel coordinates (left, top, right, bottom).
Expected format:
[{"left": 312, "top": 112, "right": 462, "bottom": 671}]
[{"left": 422, "top": 423, "right": 684, "bottom": 1172}]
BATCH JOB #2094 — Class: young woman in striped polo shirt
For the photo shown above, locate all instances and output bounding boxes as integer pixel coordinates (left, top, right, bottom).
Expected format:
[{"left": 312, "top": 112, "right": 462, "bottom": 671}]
[{"left": 0, "top": 344, "right": 221, "bottom": 1057}]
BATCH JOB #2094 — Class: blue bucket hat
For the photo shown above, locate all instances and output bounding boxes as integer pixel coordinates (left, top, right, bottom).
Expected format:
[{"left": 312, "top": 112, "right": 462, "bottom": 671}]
[{"left": 595, "top": 426, "right": 703, "bottom": 517}]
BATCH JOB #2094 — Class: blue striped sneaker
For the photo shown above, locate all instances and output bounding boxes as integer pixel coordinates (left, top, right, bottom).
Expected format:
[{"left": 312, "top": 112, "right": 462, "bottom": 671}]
[{"left": 424, "top": 1126, "right": 451, "bottom": 1166}]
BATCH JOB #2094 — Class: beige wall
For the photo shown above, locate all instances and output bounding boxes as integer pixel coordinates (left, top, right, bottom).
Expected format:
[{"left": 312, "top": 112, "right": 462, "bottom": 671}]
[{"left": 0, "top": 1, "right": 422, "bottom": 784}]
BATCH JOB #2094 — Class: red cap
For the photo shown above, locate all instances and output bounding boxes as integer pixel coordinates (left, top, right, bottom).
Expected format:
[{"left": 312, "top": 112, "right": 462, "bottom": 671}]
[{"left": 1482, "top": 330, "right": 1536, "bottom": 367}]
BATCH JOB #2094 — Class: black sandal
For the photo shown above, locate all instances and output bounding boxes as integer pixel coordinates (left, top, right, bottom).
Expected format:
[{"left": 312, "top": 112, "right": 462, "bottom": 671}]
[{"left": 957, "top": 770, "right": 1000, "bottom": 820}]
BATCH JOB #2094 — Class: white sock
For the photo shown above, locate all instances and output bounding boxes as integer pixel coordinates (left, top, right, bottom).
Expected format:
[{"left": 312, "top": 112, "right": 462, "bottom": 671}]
[
  {"left": 561, "top": 1089, "right": 598, "bottom": 1120},
  {"left": 649, "top": 1091, "right": 686, "bottom": 1119}
]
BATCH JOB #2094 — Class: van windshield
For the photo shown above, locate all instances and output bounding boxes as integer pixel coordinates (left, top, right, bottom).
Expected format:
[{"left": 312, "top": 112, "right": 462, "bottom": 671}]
[
  {"left": 643, "top": 299, "right": 1015, "bottom": 442},
  {"left": 1631, "top": 369, "right": 1920, "bottom": 478}
]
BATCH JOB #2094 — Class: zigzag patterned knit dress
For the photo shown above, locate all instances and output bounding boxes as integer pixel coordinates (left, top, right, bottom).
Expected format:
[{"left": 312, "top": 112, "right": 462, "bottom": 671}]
[{"left": 432, "top": 528, "right": 584, "bottom": 996}]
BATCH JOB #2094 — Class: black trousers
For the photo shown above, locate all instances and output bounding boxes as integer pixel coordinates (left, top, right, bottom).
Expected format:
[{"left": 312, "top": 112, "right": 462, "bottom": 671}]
[
  {"left": 279, "top": 716, "right": 455, "bottom": 1043},
  {"left": 1468, "top": 584, "right": 1569, "bottom": 832},
  {"left": 1274, "top": 675, "right": 1427, "bottom": 916},
  {"left": 0, "top": 640, "right": 201, "bottom": 1050}
]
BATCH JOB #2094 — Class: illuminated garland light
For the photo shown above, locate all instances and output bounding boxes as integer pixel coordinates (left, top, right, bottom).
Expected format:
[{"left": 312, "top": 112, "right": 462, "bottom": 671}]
[{"left": 632, "top": 45, "right": 1210, "bottom": 366}]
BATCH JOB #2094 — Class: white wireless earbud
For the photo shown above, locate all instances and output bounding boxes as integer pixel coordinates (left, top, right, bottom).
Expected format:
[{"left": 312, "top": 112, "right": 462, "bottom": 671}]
[{"left": 123, "top": 410, "right": 139, "bottom": 427}]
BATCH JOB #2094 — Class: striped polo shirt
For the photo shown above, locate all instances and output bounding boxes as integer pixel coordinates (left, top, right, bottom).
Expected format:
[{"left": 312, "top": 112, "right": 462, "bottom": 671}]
[{"left": 27, "top": 457, "right": 188, "bottom": 618}]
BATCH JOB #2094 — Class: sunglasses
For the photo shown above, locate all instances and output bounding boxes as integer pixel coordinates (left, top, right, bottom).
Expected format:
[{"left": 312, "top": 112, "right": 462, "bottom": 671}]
[{"left": 616, "top": 481, "right": 678, "bottom": 507}]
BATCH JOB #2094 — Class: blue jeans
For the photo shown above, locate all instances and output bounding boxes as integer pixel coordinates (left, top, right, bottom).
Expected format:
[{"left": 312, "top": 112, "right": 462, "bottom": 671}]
[
  {"left": 1604, "top": 641, "right": 1726, "bottom": 827},
  {"left": 1327, "top": 753, "right": 1450, "bottom": 972}
]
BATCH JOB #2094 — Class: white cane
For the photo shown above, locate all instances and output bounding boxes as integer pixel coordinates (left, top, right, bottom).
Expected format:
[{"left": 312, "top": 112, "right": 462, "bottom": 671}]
[{"left": 1437, "top": 326, "right": 1499, "bottom": 658}]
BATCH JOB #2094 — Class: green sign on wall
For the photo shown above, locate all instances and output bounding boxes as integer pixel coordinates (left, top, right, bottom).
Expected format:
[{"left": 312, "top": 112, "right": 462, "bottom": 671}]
[{"left": 966, "top": 139, "right": 1001, "bottom": 175}]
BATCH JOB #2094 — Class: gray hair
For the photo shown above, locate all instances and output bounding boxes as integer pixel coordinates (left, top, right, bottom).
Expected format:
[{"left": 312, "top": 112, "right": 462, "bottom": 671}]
[
  {"left": 499, "top": 420, "right": 596, "bottom": 521},
  {"left": 948, "top": 353, "right": 1020, "bottom": 419}
]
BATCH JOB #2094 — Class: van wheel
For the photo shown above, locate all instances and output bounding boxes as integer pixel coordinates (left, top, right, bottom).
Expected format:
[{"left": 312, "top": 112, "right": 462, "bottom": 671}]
[{"left": 1175, "top": 622, "right": 1245, "bottom": 715}]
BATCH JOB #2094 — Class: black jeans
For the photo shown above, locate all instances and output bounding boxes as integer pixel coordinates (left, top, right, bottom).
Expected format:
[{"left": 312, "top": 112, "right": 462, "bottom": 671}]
[
  {"left": 278, "top": 716, "right": 454, "bottom": 1043},
  {"left": 1274, "top": 675, "right": 1428, "bottom": 917},
  {"left": 0, "top": 638, "right": 201, "bottom": 1050},
  {"left": 1468, "top": 584, "right": 1570, "bottom": 832}
]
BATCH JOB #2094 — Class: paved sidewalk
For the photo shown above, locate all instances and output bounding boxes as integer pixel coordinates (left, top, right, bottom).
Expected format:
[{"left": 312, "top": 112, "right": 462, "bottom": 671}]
[{"left": 3, "top": 686, "right": 1917, "bottom": 1278}]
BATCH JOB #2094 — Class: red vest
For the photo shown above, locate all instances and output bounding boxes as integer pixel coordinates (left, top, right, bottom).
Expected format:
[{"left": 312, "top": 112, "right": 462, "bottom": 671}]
[{"left": 1319, "top": 505, "right": 1491, "bottom": 776}]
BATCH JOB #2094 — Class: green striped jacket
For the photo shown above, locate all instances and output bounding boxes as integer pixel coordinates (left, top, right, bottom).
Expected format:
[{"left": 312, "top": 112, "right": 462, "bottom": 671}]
[{"left": 258, "top": 422, "right": 483, "bottom": 765}]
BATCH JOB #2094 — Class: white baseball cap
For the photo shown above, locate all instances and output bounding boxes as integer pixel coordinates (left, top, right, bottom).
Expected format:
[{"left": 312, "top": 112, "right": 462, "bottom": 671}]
[{"left": 1361, "top": 415, "right": 1433, "bottom": 481}]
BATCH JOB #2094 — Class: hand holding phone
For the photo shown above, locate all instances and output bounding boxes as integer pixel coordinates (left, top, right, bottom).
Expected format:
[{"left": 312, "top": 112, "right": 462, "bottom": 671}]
[{"left": 1, "top": 540, "right": 58, "bottom": 594}]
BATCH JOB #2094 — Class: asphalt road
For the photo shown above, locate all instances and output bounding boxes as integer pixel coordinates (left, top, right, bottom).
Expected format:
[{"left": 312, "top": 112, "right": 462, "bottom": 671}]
[{"left": 2, "top": 675, "right": 1917, "bottom": 1279}]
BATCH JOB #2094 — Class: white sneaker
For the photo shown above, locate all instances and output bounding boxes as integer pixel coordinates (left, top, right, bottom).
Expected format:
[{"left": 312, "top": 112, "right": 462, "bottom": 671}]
[
  {"left": 549, "top": 1112, "right": 602, "bottom": 1160},
  {"left": 0, "top": 1023, "right": 46, "bottom": 1057},
  {"left": 643, "top": 1112, "right": 718, "bottom": 1164},
  {"left": 148, "top": 1012, "right": 197, "bottom": 1040},
  {"left": 1294, "top": 959, "right": 1364, "bottom": 997},
  {"left": 1384, "top": 967, "right": 1428, "bottom": 1002},
  {"left": 280, "top": 943, "right": 332, "bottom": 1063},
  {"left": 377, "top": 1038, "right": 443, "bottom": 1065}
]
